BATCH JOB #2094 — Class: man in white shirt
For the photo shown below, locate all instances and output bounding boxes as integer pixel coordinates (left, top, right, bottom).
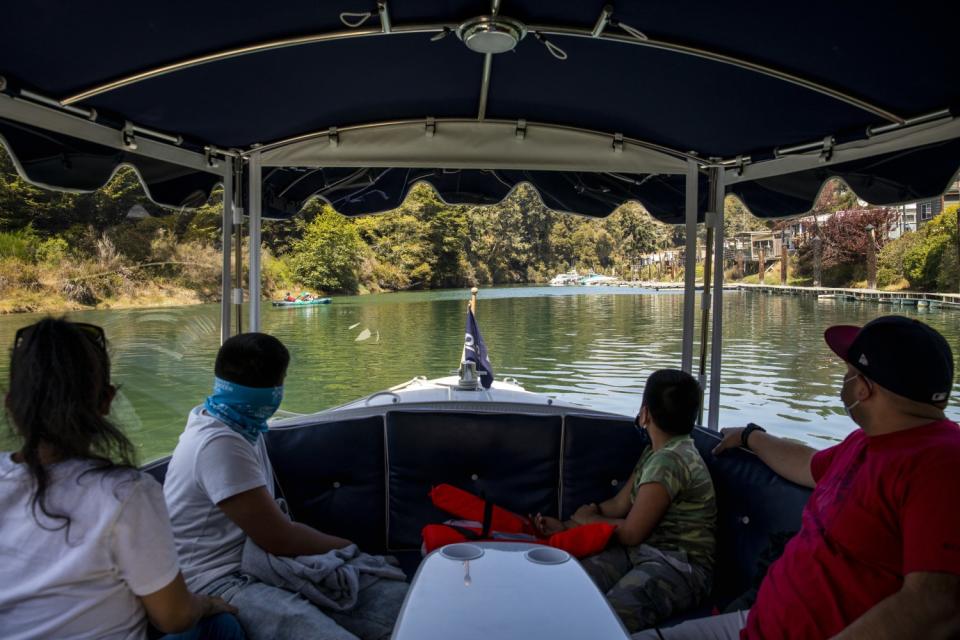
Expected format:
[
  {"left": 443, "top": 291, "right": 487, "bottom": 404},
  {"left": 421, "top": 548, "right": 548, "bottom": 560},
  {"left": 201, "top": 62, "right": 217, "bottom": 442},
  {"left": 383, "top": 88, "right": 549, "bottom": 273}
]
[{"left": 163, "top": 333, "right": 406, "bottom": 640}]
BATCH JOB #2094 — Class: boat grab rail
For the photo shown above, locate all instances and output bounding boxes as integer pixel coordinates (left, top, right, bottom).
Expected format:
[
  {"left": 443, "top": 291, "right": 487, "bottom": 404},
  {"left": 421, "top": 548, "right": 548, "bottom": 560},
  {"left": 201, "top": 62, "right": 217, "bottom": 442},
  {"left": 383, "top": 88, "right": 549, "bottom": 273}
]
[{"left": 365, "top": 391, "right": 401, "bottom": 405}]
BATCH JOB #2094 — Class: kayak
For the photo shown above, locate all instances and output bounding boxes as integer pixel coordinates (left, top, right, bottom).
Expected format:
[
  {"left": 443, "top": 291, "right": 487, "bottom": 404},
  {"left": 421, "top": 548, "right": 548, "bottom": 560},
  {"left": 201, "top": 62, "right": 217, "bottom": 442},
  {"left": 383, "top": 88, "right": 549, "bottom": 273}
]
[{"left": 271, "top": 298, "right": 332, "bottom": 307}]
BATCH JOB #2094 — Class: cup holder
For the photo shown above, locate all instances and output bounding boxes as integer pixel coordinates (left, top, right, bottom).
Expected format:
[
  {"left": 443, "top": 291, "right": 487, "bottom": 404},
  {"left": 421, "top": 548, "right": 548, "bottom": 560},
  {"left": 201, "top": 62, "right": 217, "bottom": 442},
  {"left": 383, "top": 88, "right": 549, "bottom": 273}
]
[
  {"left": 524, "top": 547, "right": 570, "bottom": 565},
  {"left": 440, "top": 543, "right": 484, "bottom": 561}
]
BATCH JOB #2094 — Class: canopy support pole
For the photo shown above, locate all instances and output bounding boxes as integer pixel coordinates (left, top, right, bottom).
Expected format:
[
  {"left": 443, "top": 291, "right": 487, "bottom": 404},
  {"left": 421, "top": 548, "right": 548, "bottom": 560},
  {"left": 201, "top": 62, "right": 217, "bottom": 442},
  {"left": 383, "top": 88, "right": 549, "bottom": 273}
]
[
  {"left": 233, "top": 160, "right": 244, "bottom": 333},
  {"left": 220, "top": 158, "right": 234, "bottom": 344},
  {"left": 680, "top": 158, "right": 698, "bottom": 373},
  {"left": 248, "top": 151, "right": 263, "bottom": 332},
  {"left": 696, "top": 180, "right": 716, "bottom": 425},
  {"left": 707, "top": 168, "right": 726, "bottom": 430}
]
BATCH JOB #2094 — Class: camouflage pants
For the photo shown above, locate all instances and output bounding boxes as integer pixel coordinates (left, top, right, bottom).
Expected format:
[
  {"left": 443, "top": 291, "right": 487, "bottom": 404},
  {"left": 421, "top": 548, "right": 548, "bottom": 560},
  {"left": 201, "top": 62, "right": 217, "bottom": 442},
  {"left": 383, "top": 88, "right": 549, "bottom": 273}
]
[{"left": 580, "top": 544, "right": 711, "bottom": 633}]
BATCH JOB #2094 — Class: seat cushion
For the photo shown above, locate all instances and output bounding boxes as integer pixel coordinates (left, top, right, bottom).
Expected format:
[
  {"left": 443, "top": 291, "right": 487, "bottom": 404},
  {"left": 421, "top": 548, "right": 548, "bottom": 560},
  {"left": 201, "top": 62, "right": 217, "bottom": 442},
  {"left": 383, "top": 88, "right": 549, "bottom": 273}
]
[
  {"left": 265, "top": 416, "right": 387, "bottom": 552},
  {"left": 561, "top": 415, "right": 648, "bottom": 519},
  {"left": 141, "top": 457, "right": 169, "bottom": 485},
  {"left": 386, "top": 411, "right": 562, "bottom": 549},
  {"left": 691, "top": 428, "right": 811, "bottom": 607}
]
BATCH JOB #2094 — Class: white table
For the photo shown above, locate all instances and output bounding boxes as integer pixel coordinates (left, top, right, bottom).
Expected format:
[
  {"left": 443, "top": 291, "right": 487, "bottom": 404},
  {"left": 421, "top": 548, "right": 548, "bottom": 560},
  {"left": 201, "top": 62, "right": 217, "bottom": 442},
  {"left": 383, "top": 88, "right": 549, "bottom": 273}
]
[{"left": 392, "top": 542, "right": 630, "bottom": 640}]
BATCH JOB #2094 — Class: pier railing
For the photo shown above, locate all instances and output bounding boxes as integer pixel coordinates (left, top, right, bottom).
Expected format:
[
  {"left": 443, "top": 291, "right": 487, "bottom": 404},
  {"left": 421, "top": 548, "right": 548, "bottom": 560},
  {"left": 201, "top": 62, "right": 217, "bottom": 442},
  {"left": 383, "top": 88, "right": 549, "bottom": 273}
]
[{"left": 735, "top": 283, "right": 960, "bottom": 308}]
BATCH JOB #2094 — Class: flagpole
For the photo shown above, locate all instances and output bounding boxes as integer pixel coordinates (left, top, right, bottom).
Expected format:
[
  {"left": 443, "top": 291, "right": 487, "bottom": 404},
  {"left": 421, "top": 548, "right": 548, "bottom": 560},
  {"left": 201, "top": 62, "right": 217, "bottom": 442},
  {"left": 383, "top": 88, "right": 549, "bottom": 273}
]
[{"left": 462, "top": 287, "right": 479, "bottom": 364}]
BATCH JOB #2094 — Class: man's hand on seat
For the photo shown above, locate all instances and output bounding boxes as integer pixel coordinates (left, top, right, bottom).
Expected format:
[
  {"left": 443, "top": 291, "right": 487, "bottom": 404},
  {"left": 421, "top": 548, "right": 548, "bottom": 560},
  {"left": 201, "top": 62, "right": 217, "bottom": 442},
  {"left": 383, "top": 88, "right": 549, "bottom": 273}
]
[
  {"left": 712, "top": 427, "right": 746, "bottom": 455},
  {"left": 713, "top": 425, "right": 817, "bottom": 489}
]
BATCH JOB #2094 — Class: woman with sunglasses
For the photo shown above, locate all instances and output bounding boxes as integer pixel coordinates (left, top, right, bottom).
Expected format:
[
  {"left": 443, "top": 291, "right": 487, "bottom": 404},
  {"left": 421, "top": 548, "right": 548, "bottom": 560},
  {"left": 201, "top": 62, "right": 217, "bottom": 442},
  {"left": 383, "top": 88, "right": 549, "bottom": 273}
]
[{"left": 0, "top": 318, "right": 244, "bottom": 640}]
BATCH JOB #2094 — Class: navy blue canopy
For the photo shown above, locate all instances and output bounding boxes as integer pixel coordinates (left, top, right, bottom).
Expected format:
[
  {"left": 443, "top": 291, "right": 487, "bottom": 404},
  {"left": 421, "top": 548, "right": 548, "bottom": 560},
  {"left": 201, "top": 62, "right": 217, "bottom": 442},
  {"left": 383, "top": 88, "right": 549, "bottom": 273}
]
[{"left": 1, "top": 1, "right": 958, "bottom": 221}]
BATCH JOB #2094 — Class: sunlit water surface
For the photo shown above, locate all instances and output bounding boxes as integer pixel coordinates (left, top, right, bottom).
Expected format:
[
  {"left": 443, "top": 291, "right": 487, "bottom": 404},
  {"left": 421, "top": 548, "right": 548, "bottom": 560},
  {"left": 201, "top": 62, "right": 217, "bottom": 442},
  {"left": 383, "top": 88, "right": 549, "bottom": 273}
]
[{"left": 0, "top": 287, "right": 957, "bottom": 461}]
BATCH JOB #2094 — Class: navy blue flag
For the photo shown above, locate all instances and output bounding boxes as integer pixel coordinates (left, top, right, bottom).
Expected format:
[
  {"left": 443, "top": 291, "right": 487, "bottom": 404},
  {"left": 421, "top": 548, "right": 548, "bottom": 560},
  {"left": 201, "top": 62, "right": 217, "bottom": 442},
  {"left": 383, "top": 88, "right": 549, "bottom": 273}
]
[{"left": 464, "top": 307, "right": 494, "bottom": 388}]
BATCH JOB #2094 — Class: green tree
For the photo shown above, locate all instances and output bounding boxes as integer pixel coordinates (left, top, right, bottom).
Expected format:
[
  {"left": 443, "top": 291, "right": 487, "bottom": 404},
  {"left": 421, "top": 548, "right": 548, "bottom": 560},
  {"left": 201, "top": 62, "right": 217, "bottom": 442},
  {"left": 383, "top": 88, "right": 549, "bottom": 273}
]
[
  {"left": 603, "top": 203, "right": 670, "bottom": 270},
  {"left": 902, "top": 206, "right": 959, "bottom": 291},
  {"left": 467, "top": 198, "right": 530, "bottom": 283},
  {"left": 289, "top": 203, "right": 363, "bottom": 293},
  {"left": 394, "top": 185, "right": 472, "bottom": 288},
  {"left": 724, "top": 196, "right": 769, "bottom": 236},
  {"left": 355, "top": 210, "right": 431, "bottom": 289}
]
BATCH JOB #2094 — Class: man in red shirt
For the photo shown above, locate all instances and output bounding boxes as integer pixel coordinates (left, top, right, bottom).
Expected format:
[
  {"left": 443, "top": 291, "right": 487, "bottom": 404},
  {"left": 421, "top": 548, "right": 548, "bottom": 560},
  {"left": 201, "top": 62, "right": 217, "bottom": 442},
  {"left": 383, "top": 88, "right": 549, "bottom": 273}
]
[{"left": 635, "top": 315, "right": 960, "bottom": 639}]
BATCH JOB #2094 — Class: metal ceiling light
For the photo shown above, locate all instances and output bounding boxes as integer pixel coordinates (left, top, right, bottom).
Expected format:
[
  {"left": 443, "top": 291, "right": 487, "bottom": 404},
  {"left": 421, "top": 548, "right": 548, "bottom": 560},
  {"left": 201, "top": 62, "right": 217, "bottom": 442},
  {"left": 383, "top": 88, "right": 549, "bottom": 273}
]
[{"left": 457, "top": 16, "right": 526, "bottom": 54}]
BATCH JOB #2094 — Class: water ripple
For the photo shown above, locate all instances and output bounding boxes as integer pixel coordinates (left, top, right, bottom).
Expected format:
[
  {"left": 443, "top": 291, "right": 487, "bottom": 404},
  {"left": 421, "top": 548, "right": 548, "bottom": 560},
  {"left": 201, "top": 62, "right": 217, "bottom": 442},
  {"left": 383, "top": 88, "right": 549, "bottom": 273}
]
[{"left": 0, "top": 287, "right": 957, "bottom": 459}]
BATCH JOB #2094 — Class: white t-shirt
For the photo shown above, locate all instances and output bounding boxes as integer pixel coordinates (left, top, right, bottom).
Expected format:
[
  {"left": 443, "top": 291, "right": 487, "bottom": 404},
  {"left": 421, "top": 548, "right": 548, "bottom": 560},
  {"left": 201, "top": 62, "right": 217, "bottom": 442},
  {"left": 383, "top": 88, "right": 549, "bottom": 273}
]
[
  {"left": 163, "top": 406, "right": 274, "bottom": 592},
  {"left": 0, "top": 456, "right": 180, "bottom": 640}
]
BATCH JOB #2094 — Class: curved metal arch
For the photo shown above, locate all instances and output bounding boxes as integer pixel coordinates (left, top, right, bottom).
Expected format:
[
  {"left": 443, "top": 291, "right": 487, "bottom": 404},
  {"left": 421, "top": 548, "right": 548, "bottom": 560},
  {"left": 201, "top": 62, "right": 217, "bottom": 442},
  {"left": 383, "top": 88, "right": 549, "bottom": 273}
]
[
  {"left": 248, "top": 117, "right": 704, "bottom": 164},
  {"left": 59, "top": 21, "right": 904, "bottom": 125},
  {"left": 531, "top": 25, "right": 903, "bottom": 125},
  {"left": 60, "top": 25, "right": 454, "bottom": 105}
]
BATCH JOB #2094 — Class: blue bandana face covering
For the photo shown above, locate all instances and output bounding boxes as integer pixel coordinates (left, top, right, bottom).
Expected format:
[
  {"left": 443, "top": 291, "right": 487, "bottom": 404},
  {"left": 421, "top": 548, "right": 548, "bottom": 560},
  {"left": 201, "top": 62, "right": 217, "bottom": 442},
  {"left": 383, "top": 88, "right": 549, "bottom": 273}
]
[{"left": 204, "top": 377, "right": 284, "bottom": 444}]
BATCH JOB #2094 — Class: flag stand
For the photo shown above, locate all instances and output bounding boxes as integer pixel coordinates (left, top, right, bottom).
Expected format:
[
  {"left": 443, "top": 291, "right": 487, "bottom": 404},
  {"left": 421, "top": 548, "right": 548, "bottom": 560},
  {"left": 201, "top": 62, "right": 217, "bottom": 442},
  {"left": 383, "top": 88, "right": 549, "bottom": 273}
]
[{"left": 458, "top": 286, "right": 494, "bottom": 390}]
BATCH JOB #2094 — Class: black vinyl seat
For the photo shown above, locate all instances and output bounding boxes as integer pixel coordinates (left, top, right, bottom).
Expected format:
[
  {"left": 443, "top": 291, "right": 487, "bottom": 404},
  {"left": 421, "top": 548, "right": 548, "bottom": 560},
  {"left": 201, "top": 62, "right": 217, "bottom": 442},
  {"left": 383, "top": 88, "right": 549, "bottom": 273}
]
[
  {"left": 265, "top": 415, "right": 387, "bottom": 552},
  {"left": 561, "top": 414, "right": 649, "bottom": 518},
  {"left": 385, "top": 411, "right": 562, "bottom": 549},
  {"left": 144, "top": 411, "right": 812, "bottom": 610}
]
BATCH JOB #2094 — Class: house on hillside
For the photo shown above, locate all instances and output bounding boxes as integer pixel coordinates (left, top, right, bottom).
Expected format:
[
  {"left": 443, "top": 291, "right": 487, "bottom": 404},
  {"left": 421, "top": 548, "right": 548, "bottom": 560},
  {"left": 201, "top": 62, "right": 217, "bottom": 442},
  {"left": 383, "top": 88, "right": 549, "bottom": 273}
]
[{"left": 726, "top": 231, "right": 782, "bottom": 263}]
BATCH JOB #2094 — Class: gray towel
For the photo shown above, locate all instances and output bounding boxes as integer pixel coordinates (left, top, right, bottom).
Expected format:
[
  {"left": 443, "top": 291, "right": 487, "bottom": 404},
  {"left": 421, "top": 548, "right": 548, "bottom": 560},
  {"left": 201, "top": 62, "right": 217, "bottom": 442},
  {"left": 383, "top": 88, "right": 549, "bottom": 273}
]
[{"left": 241, "top": 538, "right": 406, "bottom": 612}]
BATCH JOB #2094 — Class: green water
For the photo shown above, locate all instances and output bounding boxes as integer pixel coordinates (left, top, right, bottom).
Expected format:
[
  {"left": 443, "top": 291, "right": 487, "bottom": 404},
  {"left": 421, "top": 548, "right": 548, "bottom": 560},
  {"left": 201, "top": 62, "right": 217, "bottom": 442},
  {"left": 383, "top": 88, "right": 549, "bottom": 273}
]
[{"left": 0, "top": 287, "right": 957, "bottom": 461}]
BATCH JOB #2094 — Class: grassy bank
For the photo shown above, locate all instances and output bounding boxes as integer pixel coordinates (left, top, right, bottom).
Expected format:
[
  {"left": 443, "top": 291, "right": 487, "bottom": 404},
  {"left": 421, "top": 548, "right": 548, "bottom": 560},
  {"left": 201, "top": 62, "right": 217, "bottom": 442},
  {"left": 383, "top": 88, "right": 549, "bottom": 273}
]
[{"left": 0, "top": 226, "right": 300, "bottom": 314}]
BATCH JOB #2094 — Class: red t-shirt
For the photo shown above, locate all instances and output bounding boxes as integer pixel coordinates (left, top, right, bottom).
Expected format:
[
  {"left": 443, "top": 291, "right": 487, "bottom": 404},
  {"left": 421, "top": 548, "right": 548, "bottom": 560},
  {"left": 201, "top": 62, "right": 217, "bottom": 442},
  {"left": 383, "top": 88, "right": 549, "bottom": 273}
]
[{"left": 744, "top": 419, "right": 960, "bottom": 639}]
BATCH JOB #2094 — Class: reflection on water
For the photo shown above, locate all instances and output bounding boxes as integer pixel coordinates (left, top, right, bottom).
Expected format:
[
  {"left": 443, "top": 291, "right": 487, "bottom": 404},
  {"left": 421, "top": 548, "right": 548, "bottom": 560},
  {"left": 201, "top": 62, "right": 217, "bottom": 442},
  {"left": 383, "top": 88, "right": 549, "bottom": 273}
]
[{"left": 0, "top": 287, "right": 957, "bottom": 461}]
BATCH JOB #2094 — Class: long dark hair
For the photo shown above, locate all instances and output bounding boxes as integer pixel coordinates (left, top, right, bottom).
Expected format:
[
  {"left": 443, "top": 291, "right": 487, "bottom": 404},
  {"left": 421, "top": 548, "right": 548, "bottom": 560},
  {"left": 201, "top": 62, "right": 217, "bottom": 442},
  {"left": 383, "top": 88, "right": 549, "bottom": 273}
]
[{"left": 6, "top": 318, "right": 136, "bottom": 533}]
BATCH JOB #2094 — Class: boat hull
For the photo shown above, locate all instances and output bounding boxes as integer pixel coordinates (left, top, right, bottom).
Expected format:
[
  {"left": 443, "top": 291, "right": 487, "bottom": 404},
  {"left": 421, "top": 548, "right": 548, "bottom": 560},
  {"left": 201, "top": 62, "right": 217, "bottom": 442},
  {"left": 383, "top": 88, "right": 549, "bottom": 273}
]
[{"left": 272, "top": 298, "right": 332, "bottom": 307}]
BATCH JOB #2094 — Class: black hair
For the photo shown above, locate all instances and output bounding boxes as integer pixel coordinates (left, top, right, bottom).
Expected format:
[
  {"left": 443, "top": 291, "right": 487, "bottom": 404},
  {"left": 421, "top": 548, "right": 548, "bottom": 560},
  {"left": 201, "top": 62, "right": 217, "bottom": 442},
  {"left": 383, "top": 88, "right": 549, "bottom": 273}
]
[
  {"left": 641, "top": 369, "right": 701, "bottom": 436},
  {"left": 6, "top": 318, "right": 135, "bottom": 535},
  {"left": 215, "top": 332, "right": 290, "bottom": 388}
]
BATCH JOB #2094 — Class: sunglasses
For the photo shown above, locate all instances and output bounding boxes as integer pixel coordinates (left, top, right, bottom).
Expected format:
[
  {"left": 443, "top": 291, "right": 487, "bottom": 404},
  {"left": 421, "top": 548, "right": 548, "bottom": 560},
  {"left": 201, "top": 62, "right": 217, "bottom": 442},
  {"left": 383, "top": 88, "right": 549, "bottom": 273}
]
[{"left": 14, "top": 321, "right": 107, "bottom": 352}]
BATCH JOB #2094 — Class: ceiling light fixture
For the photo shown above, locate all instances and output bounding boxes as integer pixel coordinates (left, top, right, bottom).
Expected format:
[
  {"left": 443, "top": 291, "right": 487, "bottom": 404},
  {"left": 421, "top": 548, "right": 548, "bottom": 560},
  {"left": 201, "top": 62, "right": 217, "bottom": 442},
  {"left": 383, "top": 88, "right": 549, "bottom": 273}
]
[{"left": 457, "top": 16, "right": 527, "bottom": 54}]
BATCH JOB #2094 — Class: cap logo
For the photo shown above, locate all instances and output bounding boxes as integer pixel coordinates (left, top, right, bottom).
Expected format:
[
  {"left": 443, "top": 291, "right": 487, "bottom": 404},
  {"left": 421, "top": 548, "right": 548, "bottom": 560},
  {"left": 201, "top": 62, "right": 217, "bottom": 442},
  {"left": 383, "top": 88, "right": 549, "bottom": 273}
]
[
  {"left": 932, "top": 392, "right": 948, "bottom": 402},
  {"left": 858, "top": 354, "right": 869, "bottom": 367}
]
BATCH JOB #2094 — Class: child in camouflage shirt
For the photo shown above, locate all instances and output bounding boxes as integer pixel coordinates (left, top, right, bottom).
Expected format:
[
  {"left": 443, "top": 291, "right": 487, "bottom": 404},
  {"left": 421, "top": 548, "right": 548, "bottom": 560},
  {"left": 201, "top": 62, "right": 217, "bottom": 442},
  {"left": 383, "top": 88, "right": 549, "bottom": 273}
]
[{"left": 534, "top": 369, "right": 717, "bottom": 632}]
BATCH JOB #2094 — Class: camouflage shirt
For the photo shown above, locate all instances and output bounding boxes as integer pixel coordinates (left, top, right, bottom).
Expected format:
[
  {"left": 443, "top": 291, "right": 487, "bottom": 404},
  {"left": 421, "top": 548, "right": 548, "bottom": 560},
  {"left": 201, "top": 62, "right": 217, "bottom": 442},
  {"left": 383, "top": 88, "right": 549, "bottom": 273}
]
[{"left": 630, "top": 435, "right": 717, "bottom": 569}]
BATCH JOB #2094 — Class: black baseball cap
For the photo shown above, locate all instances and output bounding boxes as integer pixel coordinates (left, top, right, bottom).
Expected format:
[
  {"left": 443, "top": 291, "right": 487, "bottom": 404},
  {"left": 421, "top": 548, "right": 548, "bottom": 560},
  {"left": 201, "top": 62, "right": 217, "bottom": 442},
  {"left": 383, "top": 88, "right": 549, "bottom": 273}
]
[{"left": 824, "top": 315, "right": 954, "bottom": 405}]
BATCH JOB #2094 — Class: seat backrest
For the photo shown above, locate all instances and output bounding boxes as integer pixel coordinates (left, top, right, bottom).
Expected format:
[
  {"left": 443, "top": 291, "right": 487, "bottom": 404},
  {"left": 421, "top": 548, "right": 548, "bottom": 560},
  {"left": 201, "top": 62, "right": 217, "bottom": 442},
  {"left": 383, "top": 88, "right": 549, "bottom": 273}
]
[
  {"left": 560, "top": 415, "right": 648, "bottom": 518},
  {"left": 265, "top": 416, "right": 387, "bottom": 551},
  {"left": 147, "top": 411, "right": 811, "bottom": 602},
  {"left": 385, "top": 411, "right": 563, "bottom": 549},
  {"left": 690, "top": 428, "right": 811, "bottom": 606},
  {"left": 141, "top": 457, "right": 169, "bottom": 485}
]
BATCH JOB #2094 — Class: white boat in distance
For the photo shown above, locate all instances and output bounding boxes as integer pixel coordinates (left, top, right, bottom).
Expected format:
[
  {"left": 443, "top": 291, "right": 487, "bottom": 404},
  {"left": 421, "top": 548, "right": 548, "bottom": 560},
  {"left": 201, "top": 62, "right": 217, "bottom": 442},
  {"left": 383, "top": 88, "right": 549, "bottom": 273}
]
[{"left": 549, "top": 270, "right": 580, "bottom": 286}]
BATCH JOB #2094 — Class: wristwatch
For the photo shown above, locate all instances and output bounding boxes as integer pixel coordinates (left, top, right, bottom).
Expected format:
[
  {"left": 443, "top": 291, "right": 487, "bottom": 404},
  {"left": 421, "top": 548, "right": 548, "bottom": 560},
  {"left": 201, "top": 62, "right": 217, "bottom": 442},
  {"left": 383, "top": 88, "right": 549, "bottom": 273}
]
[{"left": 741, "top": 423, "right": 766, "bottom": 451}]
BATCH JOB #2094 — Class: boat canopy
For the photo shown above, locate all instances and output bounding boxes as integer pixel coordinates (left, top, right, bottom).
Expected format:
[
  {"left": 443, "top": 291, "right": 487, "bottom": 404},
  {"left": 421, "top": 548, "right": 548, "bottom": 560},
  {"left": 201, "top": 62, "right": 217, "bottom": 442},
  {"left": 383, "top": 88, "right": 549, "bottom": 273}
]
[{"left": 2, "top": 0, "right": 958, "bottom": 222}]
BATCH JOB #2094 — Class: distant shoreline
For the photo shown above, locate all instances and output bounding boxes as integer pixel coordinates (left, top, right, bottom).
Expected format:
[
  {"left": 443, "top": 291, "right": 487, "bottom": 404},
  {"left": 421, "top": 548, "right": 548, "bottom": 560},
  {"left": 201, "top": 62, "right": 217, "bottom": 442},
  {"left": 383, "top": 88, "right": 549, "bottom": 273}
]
[{"left": 4, "top": 279, "right": 956, "bottom": 316}]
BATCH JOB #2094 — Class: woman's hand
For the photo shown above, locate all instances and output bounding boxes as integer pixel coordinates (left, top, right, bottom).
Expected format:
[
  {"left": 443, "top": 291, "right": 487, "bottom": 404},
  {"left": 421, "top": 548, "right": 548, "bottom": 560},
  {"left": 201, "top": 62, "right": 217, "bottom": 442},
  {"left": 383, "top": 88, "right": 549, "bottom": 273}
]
[
  {"left": 202, "top": 595, "right": 238, "bottom": 618},
  {"left": 571, "top": 503, "right": 600, "bottom": 525},
  {"left": 531, "top": 513, "right": 567, "bottom": 537}
]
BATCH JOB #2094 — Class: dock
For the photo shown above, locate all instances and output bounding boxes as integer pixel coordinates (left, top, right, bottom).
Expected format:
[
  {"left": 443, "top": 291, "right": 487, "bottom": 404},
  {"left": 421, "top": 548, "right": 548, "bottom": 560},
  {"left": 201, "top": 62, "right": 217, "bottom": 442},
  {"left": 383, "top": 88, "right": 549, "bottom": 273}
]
[
  {"left": 557, "top": 278, "right": 960, "bottom": 309},
  {"left": 734, "top": 284, "right": 960, "bottom": 309}
]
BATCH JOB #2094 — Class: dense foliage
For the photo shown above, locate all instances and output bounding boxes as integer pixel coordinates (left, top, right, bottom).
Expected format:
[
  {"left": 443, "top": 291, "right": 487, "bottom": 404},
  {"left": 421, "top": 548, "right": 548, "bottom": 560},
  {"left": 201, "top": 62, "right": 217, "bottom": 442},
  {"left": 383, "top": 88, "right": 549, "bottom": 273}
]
[
  {"left": 0, "top": 143, "right": 955, "bottom": 313},
  {"left": 881, "top": 205, "right": 959, "bottom": 291}
]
